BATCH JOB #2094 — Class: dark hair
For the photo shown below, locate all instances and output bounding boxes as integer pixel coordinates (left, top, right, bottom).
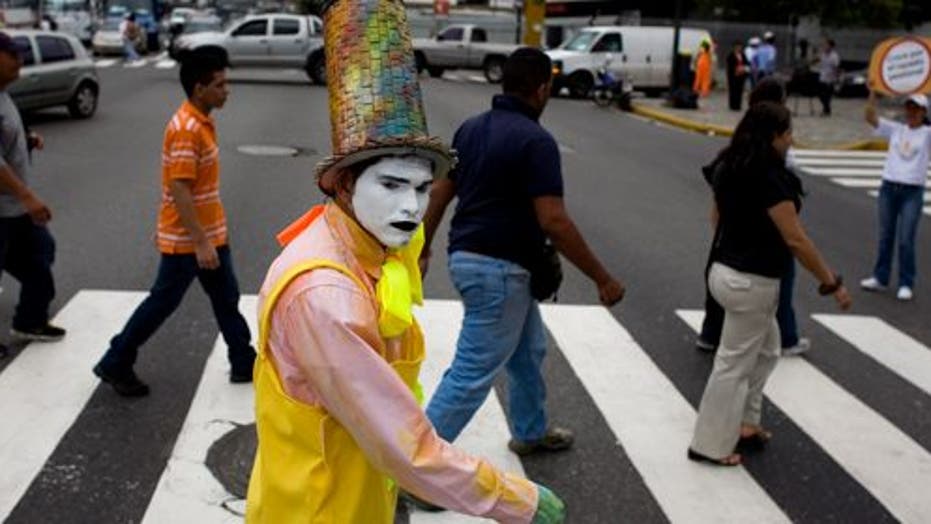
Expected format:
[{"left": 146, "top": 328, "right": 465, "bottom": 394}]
[
  {"left": 717, "top": 102, "right": 791, "bottom": 174},
  {"left": 749, "top": 77, "right": 786, "bottom": 106},
  {"left": 179, "top": 49, "right": 228, "bottom": 98},
  {"left": 826, "top": 38, "right": 835, "bottom": 48},
  {"left": 502, "top": 47, "right": 552, "bottom": 97}
]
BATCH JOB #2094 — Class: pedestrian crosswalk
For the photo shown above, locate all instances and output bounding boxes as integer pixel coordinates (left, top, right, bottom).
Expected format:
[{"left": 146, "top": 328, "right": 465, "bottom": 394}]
[
  {"left": 791, "top": 149, "right": 931, "bottom": 216},
  {"left": 94, "top": 54, "right": 177, "bottom": 70},
  {"left": 2, "top": 291, "right": 931, "bottom": 522}
]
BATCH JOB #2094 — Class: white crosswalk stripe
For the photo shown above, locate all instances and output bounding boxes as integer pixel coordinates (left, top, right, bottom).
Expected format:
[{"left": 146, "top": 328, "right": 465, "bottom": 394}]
[
  {"left": 94, "top": 57, "right": 176, "bottom": 70},
  {"left": 792, "top": 149, "right": 930, "bottom": 216},
  {"left": 543, "top": 306, "right": 789, "bottom": 523},
  {"left": 677, "top": 309, "right": 931, "bottom": 524},
  {"left": 0, "top": 291, "right": 146, "bottom": 521},
  {"left": 813, "top": 315, "right": 931, "bottom": 397},
  {"left": 4, "top": 291, "right": 931, "bottom": 522}
]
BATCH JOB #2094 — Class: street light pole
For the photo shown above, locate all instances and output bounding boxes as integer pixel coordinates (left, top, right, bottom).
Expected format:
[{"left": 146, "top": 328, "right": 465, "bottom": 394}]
[{"left": 669, "top": 0, "right": 683, "bottom": 96}]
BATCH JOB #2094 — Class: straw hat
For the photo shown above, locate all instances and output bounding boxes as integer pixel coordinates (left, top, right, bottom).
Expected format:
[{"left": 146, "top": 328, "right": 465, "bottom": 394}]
[{"left": 315, "top": 0, "right": 455, "bottom": 195}]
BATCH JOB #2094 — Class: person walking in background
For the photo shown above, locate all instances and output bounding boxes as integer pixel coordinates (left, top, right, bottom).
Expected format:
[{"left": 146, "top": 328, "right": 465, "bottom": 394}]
[
  {"left": 697, "top": 78, "right": 811, "bottom": 356},
  {"left": 693, "top": 41, "right": 713, "bottom": 98},
  {"left": 860, "top": 89, "right": 931, "bottom": 301},
  {"left": 422, "top": 48, "right": 624, "bottom": 459},
  {"left": 753, "top": 32, "right": 777, "bottom": 84},
  {"left": 94, "top": 50, "right": 255, "bottom": 397},
  {"left": 689, "top": 102, "right": 851, "bottom": 466},
  {"left": 726, "top": 41, "right": 748, "bottom": 111},
  {"left": 120, "top": 12, "right": 140, "bottom": 62},
  {"left": 745, "top": 37, "right": 761, "bottom": 88},
  {"left": 0, "top": 32, "right": 65, "bottom": 343},
  {"left": 815, "top": 39, "right": 840, "bottom": 117}
]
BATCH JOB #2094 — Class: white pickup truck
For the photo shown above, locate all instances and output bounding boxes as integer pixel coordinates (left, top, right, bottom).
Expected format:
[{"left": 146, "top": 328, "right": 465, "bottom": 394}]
[
  {"left": 413, "top": 24, "right": 519, "bottom": 83},
  {"left": 172, "top": 13, "right": 328, "bottom": 84}
]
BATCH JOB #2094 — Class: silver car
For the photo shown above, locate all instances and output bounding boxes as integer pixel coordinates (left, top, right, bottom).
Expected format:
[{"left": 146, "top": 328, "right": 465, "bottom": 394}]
[{"left": 7, "top": 30, "right": 99, "bottom": 119}]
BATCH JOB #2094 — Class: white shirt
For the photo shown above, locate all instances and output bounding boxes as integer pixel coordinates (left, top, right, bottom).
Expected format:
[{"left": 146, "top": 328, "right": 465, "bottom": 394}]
[
  {"left": 818, "top": 50, "right": 840, "bottom": 83},
  {"left": 874, "top": 118, "right": 931, "bottom": 186}
]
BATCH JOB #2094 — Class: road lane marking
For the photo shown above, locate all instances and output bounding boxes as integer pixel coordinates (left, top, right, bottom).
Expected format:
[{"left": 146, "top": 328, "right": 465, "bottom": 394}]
[
  {"left": 411, "top": 299, "right": 524, "bottom": 524},
  {"left": 542, "top": 305, "right": 789, "bottom": 524},
  {"left": 123, "top": 59, "right": 148, "bottom": 68},
  {"left": 677, "top": 309, "right": 931, "bottom": 523},
  {"left": 830, "top": 177, "right": 883, "bottom": 188},
  {"left": 794, "top": 158, "right": 887, "bottom": 167},
  {"left": 142, "top": 295, "right": 258, "bottom": 523},
  {"left": 804, "top": 167, "right": 887, "bottom": 177},
  {"left": 0, "top": 290, "right": 146, "bottom": 521},
  {"left": 94, "top": 59, "right": 117, "bottom": 68},
  {"left": 155, "top": 59, "right": 177, "bottom": 69},
  {"left": 792, "top": 150, "right": 886, "bottom": 159},
  {"left": 813, "top": 315, "right": 931, "bottom": 397}
]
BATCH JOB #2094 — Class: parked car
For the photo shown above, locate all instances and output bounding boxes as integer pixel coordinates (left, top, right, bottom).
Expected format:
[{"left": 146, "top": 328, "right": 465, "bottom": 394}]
[
  {"left": 6, "top": 30, "right": 99, "bottom": 119},
  {"left": 835, "top": 61, "right": 869, "bottom": 98},
  {"left": 171, "top": 13, "right": 326, "bottom": 83},
  {"left": 92, "top": 17, "right": 145, "bottom": 56},
  {"left": 167, "top": 15, "right": 224, "bottom": 60},
  {"left": 412, "top": 24, "right": 519, "bottom": 83},
  {"left": 547, "top": 25, "right": 713, "bottom": 98}
]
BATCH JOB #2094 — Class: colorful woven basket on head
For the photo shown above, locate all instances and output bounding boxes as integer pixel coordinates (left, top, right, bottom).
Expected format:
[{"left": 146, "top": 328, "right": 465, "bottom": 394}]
[{"left": 315, "top": 0, "right": 455, "bottom": 193}]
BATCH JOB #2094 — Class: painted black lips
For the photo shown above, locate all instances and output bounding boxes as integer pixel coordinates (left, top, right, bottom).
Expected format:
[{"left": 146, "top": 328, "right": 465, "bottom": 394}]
[{"left": 391, "top": 221, "right": 418, "bottom": 232}]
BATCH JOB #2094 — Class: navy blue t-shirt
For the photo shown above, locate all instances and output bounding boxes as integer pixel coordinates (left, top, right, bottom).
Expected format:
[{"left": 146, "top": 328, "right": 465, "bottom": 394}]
[{"left": 447, "top": 95, "right": 564, "bottom": 270}]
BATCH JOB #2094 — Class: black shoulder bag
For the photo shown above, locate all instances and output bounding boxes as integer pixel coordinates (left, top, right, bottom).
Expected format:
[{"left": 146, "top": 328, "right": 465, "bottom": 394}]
[{"left": 530, "top": 242, "right": 563, "bottom": 302}]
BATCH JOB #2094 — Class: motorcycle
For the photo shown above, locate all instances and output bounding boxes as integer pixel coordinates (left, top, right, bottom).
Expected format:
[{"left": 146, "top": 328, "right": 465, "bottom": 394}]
[{"left": 591, "top": 55, "right": 632, "bottom": 111}]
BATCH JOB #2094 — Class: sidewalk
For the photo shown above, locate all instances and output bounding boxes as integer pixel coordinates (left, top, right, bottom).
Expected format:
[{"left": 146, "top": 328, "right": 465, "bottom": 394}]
[{"left": 631, "top": 89, "right": 899, "bottom": 150}]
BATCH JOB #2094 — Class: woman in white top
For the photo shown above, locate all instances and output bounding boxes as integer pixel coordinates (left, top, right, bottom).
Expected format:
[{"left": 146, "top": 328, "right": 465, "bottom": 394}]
[{"left": 862, "top": 90, "right": 931, "bottom": 300}]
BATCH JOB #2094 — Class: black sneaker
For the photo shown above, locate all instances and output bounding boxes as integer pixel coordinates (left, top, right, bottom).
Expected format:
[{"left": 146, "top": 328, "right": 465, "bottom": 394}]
[
  {"left": 11, "top": 324, "right": 66, "bottom": 342},
  {"left": 93, "top": 363, "right": 150, "bottom": 397},
  {"left": 508, "top": 426, "right": 574, "bottom": 456}
]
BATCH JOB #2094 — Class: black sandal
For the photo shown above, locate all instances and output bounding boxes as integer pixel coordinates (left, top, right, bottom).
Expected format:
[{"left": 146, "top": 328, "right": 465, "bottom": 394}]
[
  {"left": 737, "top": 429, "right": 773, "bottom": 450},
  {"left": 687, "top": 448, "right": 742, "bottom": 466}
]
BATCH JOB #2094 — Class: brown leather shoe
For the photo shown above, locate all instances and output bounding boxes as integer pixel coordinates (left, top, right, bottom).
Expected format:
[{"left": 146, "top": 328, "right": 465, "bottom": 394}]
[{"left": 508, "top": 427, "right": 574, "bottom": 456}]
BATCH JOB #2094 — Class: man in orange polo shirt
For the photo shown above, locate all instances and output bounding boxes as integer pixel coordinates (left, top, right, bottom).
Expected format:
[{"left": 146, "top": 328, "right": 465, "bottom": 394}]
[{"left": 94, "top": 49, "right": 255, "bottom": 397}]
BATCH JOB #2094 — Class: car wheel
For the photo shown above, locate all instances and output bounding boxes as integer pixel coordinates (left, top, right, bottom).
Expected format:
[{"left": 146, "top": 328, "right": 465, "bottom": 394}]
[
  {"left": 427, "top": 66, "right": 444, "bottom": 78},
  {"left": 307, "top": 54, "right": 326, "bottom": 85},
  {"left": 68, "top": 82, "right": 98, "bottom": 119},
  {"left": 568, "top": 71, "right": 594, "bottom": 98},
  {"left": 483, "top": 57, "right": 505, "bottom": 83}
]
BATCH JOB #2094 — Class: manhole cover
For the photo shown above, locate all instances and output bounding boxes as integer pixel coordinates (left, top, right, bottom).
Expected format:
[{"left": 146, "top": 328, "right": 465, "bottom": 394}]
[{"left": 237, "top": 145, "right": 300, "bottom": 157}]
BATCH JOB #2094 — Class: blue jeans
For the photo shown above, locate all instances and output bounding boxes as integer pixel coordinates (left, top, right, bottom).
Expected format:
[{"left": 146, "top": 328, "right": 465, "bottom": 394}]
[
  {"left": 0, "top": 215, "right": 56, "bottom": 330},
  {"left": 426, "top": 251, "right": 548, "bottom": 443},
  {"left": 97, "top": 245, "right": 254, "bottom": 375},
  {"left": 123, "top": 39, "right": 140, "bottom": 61},
  {"left": 872, "top": 180, "right": 924, "bottom": 288}
]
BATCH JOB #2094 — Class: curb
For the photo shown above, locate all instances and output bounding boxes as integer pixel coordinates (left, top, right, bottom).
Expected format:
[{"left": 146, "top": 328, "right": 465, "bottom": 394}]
[{"left": 630, "top": 103, "right": 889, "bottom": 151}]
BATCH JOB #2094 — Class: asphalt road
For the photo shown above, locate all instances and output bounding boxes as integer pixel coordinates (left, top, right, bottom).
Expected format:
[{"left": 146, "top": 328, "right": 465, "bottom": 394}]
[{"left": 2, "top": 59, "right": 930, "bottom": 523}]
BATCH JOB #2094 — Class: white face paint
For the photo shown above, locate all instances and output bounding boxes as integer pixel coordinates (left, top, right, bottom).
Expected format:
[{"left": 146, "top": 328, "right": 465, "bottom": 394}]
[{"left": 351, "top": 156, "right": 433, "bottom": 248}]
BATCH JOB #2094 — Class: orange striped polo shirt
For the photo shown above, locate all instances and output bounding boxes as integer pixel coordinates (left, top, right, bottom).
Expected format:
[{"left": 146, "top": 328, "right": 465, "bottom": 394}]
[{"left": 157, "top": 101, "right": 227, "bottom": 254}]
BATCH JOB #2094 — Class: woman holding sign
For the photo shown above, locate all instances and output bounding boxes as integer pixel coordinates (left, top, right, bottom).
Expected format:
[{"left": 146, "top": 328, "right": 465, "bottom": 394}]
[{"left": 861, "top": 89, "right": 930, "bottom": 301}]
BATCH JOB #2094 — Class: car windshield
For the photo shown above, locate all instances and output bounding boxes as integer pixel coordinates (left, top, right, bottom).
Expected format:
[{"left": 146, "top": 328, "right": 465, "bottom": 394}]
[
  {"left": 101, "top": 18, "right": 122, "bottom": 31},
  {"left": 562, "top": 31, "right": 598, "bottom": 51}
]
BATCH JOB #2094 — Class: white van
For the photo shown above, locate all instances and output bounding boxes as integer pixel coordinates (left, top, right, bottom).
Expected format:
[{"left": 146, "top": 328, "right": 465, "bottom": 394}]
[{"left": 547, "top": 25, "right": 713, "bottom": 97}]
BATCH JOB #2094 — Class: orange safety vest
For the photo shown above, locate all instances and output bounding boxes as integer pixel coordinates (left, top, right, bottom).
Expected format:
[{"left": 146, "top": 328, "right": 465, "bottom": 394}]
[{"left": 245, "top": 259, "right": 425, "bottom": 524}]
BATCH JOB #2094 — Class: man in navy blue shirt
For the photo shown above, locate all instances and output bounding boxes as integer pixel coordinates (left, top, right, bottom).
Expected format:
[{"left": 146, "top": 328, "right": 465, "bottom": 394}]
[{"left": 422, "top": 48, "right": 624, "bottom": 458}]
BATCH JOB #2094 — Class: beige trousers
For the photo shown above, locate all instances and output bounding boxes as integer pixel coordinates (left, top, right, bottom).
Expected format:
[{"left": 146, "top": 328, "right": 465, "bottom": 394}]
[{"left": 691, "top": 262, "right": 781, "bottom": 458}]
